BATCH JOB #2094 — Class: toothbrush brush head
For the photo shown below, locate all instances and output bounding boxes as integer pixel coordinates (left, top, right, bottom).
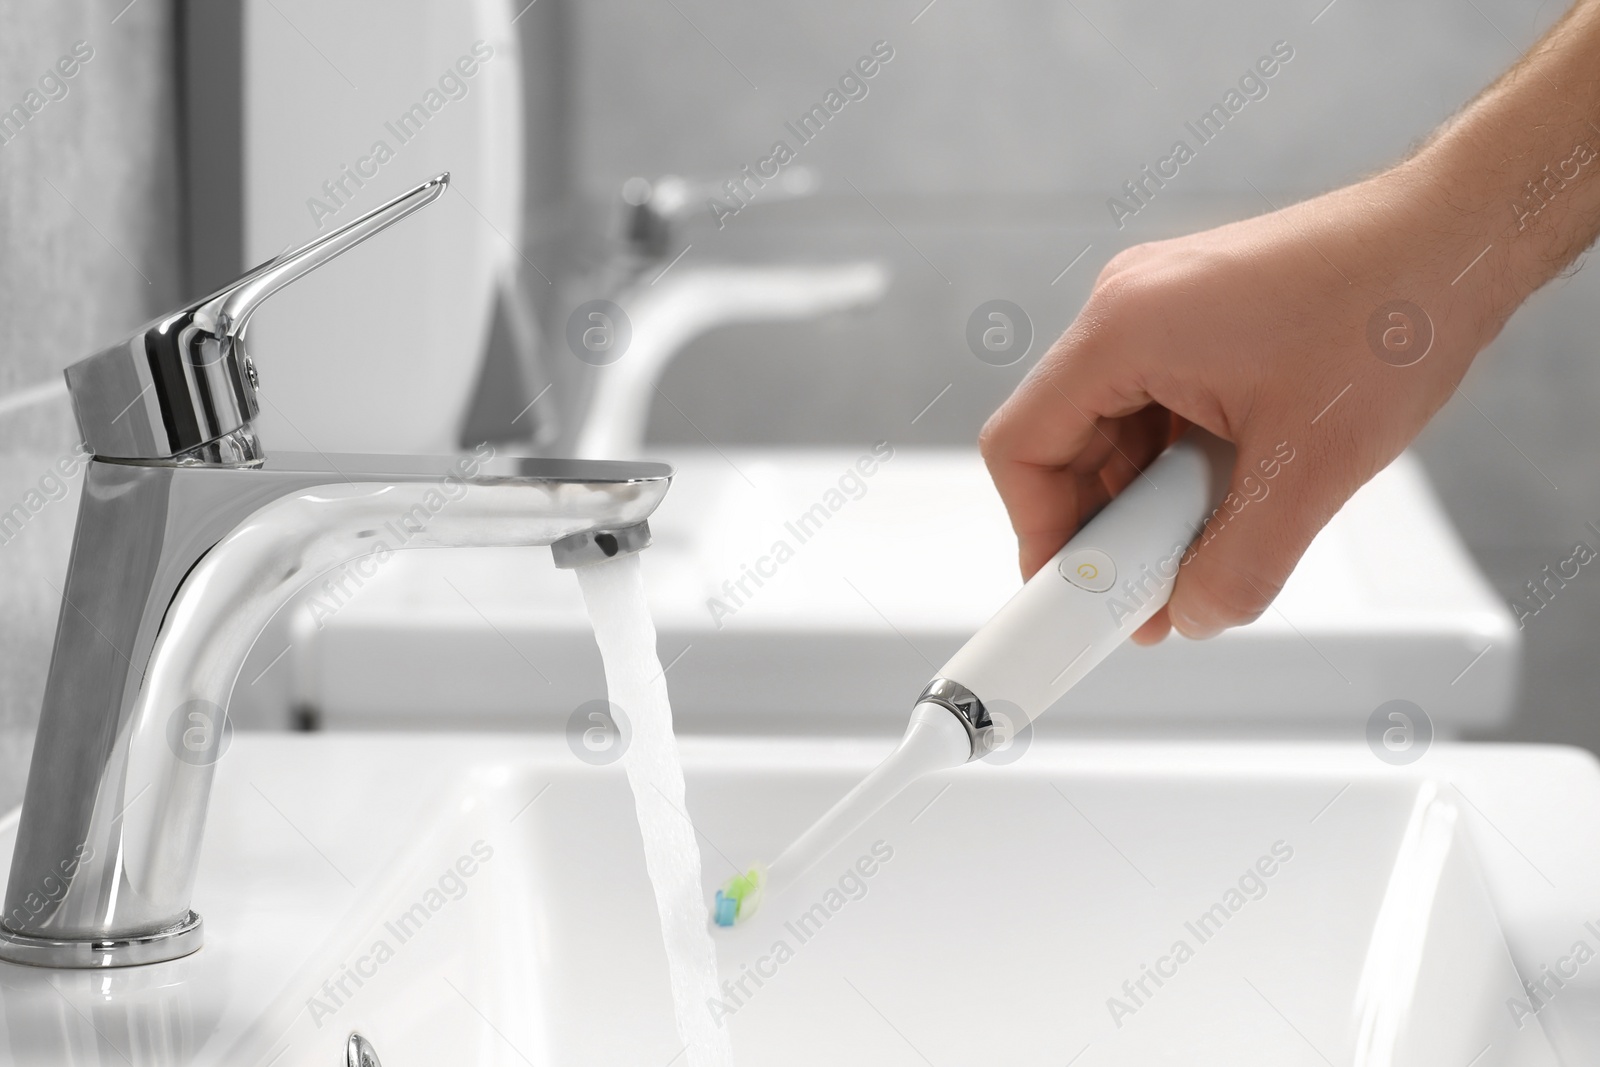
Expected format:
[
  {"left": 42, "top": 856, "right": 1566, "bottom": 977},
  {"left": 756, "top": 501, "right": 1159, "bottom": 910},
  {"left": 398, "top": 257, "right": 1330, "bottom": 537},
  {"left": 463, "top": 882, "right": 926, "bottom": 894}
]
[{"left": 711, "top": 866, "right": 765, "bottom": 928}]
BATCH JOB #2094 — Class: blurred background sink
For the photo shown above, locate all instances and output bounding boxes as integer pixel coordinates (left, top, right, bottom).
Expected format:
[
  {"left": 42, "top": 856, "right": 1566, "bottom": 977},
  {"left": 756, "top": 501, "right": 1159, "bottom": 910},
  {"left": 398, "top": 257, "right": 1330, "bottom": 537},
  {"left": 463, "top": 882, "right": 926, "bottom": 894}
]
[{"left": 233, "top": 446, "right": 1518, "bottom": 740}]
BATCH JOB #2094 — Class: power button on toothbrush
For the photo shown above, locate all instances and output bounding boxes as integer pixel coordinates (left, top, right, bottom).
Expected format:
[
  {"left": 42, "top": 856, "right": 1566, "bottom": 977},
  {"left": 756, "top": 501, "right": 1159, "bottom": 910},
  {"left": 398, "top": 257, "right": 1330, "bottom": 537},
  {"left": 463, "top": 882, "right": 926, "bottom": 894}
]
[{"left": 1059, "top": 549, "right": 1116, "bottom": 593}]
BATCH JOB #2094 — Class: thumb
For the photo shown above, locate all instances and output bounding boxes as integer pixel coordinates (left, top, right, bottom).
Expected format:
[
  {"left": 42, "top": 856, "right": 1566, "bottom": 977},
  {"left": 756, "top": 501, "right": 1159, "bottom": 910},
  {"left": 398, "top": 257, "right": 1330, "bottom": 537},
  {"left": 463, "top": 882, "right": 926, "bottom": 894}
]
[{"left": 1165, "top": 437, "right": 1346, "bottom": 640}]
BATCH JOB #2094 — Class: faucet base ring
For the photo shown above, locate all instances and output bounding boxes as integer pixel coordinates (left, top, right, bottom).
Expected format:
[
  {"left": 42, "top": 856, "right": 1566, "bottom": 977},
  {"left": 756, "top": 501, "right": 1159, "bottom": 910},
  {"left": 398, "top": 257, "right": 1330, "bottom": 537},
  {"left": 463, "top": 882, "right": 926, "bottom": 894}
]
[{"left": 0, "top": 910, "right": 203, "bottom": 969}]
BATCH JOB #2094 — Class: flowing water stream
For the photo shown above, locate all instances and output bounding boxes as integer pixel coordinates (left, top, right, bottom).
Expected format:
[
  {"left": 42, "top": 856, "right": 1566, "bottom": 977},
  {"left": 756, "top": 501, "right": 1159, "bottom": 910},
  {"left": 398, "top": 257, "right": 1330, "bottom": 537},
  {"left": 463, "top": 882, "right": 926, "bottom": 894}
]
[{"left": 577, "top": 552, "right": 735, "bottom": 1067}]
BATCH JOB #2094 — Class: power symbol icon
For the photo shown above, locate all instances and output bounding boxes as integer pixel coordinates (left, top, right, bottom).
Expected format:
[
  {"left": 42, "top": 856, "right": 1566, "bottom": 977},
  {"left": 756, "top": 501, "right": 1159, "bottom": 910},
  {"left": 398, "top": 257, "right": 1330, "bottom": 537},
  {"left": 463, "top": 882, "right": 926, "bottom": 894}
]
[{"left": 1059, "top": 549, "right": 1117, "bottom": 593}]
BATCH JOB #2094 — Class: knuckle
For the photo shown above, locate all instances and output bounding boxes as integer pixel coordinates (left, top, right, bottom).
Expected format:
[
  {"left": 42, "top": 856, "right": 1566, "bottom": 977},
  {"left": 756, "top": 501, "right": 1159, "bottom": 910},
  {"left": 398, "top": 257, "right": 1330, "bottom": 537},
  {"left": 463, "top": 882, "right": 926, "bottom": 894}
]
[
  {"left": 978, "top": 401, "right": 1031, "bottom": 464},
  {"left": 1183, "top": 557, "right": 1280, "bottom": 628},
  {"left": 977, "top": 414, "right": 1005, "bottom": 460},
  {"left": 1087, "top": 271, "right": 1159, "bottom": 337},
  {"left": 1097, "top": 244, "right": 1154, "bottom": 283}
]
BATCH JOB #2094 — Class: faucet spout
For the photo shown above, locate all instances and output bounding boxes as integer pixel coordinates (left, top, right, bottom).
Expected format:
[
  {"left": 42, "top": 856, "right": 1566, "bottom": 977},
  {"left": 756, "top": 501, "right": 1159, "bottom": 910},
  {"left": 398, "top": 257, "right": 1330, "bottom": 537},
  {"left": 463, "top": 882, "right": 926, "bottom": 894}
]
[
  {"left": 572, "top": 262, "right": 890, "bottom": 459},
  {"left": 0, "top": 450, "right": 669, "bottom": 967}
]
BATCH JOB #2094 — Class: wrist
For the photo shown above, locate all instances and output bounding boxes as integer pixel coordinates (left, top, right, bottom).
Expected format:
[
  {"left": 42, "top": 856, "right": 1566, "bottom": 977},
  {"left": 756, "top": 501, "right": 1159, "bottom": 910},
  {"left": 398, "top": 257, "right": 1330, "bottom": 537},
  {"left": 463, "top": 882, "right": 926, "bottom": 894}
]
[
  {"left": 1359, "top": 156, "right": 1526, "bottom": 356},
  {"left": 1402, "top": 5, "right": 1600, "bottom": 320}
]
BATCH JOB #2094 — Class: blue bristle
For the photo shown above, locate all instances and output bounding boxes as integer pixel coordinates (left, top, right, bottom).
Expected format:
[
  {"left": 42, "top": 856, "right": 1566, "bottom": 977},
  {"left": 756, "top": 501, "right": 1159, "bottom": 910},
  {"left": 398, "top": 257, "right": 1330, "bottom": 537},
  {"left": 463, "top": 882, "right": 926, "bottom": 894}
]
[{"left": 713, "top": 890, "right": 737, "bottom": 927}]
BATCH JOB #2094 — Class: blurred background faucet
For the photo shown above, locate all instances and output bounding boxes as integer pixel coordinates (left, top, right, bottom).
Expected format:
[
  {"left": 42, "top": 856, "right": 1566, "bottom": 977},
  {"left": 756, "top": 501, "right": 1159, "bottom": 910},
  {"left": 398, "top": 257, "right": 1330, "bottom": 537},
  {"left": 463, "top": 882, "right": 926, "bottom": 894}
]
[{"left": 555, "top": 171, "right": 890, "bottom": 459}]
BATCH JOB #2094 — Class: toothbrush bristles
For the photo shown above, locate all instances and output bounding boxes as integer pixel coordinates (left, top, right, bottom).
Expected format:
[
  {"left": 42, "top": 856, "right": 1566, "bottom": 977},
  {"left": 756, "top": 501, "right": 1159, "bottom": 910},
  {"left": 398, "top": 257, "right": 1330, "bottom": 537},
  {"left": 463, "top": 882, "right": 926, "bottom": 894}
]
[{"left": 711, "top": 866, "right": 765, "bottom": 928}]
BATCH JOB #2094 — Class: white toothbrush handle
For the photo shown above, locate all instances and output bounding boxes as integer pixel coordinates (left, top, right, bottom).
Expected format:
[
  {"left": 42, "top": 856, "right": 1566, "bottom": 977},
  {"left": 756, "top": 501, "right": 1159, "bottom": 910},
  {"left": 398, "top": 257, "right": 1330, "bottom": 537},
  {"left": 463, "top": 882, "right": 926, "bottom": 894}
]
[{"left": 933, "top": 431, "right": 1232, "bottom": 733}]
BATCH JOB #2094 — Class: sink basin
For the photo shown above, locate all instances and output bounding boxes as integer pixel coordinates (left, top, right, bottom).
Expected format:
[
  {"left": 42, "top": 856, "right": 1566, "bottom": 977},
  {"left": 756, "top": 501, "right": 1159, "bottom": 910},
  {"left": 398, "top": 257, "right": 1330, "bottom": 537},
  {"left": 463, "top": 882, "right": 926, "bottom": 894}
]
[{"left": 1, "top": 736, "right": 1594, "bottom": 1065}]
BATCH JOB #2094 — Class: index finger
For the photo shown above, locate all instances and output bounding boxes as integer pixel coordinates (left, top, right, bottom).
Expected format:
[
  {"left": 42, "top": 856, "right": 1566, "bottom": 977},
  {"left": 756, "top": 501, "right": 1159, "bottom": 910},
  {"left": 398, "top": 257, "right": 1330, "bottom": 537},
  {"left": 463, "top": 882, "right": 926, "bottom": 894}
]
[{"left": 978, "top": 340, "right": 1160, "bottom": 577}]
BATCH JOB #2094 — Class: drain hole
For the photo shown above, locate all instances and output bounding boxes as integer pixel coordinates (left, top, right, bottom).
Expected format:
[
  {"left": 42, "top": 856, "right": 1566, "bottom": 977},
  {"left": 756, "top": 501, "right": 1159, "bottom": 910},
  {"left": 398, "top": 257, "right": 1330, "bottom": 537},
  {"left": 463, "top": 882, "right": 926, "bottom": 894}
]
[{"left": 596, "top": 532, "right": 620, "bottom": 557}]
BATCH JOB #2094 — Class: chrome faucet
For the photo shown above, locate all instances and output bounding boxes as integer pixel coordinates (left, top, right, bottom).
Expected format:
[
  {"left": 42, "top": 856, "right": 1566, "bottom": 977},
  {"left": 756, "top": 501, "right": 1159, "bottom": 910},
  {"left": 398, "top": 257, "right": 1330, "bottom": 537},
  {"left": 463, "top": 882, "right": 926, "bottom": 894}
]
[
  {"left": 0, "top": 175, "right": 671, "bottom": 968},
  {"left": 554, "top": 172, "right": 890, "bottom": 459}
]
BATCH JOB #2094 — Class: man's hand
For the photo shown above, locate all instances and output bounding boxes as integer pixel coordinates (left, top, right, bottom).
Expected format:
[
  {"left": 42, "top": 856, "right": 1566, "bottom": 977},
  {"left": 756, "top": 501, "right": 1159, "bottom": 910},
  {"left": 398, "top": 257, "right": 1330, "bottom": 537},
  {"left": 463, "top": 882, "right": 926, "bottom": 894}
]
[
  {"left": 982, "top": 1, "right": 1600, "bottom": 643},
  {"left": 981, "top": 171, "right": 1498, "bottom": 641}
]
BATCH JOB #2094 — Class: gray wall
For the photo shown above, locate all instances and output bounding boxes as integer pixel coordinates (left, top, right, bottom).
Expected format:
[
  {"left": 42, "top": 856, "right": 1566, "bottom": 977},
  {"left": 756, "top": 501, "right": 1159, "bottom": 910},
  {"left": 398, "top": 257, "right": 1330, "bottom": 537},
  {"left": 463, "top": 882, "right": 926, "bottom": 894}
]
[
  {"left": 0, "top": 0, "right": 184, "bottom": 808},
  {"left": 559, "top": 0, "right": 1600, "bottom": 750},
  {"left": 568, "top": 0, "right": 1522, "bottom": 445}
]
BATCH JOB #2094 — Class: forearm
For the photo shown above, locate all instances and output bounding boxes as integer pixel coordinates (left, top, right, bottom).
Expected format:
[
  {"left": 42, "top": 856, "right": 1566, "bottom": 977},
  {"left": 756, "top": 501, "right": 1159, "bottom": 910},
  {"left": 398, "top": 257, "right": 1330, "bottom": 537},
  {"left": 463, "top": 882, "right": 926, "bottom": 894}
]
[{"left": 1406, "top": 0, "right": 1600, "bottom": 320}]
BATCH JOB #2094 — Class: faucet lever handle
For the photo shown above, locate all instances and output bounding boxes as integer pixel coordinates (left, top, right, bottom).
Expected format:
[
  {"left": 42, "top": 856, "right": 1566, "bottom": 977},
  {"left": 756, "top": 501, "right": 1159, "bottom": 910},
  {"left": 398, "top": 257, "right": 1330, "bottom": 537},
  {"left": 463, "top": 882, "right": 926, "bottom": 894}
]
[
  {"left": 198, "top": 173, "right": 449, "bottom": 340},
  {"left": 64, "top": 173, "right": 451, "bottom": 462}
]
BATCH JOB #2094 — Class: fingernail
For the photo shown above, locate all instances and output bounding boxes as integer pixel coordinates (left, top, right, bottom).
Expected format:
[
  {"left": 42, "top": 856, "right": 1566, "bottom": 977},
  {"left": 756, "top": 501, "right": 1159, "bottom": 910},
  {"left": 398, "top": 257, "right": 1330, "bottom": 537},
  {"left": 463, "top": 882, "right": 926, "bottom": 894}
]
[{"left": 1169, "top": 605, "right": 1222, "bottom": 641}]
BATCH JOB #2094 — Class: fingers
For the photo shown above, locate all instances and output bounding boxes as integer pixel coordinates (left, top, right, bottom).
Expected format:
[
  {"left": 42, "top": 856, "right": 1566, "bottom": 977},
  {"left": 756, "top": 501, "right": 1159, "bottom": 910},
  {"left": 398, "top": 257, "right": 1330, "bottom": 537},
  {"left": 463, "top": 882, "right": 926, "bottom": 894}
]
[
  {"left": 1099, "top": 408, "right": 1184, "bottom": 497},
  {"left": 1131, "top": 608, "right": 1171, "bottom": 646},
  {"left": 1165, "top": 436, "right": 1349, "bottom": 640},
  {"left": 980, "top": 332, "right": 1157, "bottom": 579},
  {"left": 981, "top": 252, "right": 1351, "bottom": 643}
]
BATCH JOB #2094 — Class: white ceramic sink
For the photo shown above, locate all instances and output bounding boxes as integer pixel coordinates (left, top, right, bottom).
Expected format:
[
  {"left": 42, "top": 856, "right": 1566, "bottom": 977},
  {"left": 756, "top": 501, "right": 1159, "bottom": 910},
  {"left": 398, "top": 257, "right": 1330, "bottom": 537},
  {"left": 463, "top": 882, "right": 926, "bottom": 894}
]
[
  {"left": 2, "top": 736, "right": 1595, "bottom": 1065},
  {"left": 236, "top": 448, "right": 1520, "bottom": 737}
]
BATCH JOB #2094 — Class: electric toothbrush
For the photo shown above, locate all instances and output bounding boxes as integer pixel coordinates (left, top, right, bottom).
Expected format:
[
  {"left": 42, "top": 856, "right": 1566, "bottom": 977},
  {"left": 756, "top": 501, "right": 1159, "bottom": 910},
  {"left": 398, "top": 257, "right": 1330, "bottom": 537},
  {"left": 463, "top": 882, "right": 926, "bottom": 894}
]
[{"left": 712, "top": 429, "right": 1233, "bottom": 927}]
